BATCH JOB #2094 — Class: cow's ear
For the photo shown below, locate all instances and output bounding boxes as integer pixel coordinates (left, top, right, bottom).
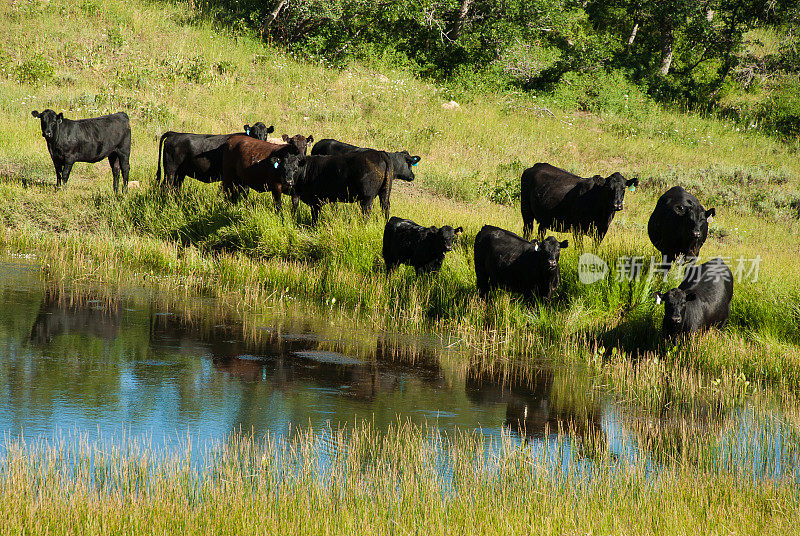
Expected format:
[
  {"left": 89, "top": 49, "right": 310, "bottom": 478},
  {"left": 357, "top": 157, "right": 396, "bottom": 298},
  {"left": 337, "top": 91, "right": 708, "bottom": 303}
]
[
  {"left": 626, "top": 177, "right": 639, "bottom": 188},
  {"left": 306, "top": 135, "right": 313, "bottom": 143},
  {"left": 454, "top": 226, "right": 463, "bottom": 235},
  {"left": 56, "top": 113, "right": 63, "bottom": 123},
  {"left": 706, "top": 208, "right": 715, "bottom": 222},
  {"left": 559, "top": 239, "right": 569, "bottom": 249},
  {"left": 282, "top": 134, "right": 290, "bottom": 142},
  {"left": 532, "top": 241, "right": 540, "bottom": 252},
  {"left": 244, "top": 125, "right": 251, "bottom": 135},
  {"left": 686, "top": 291, "right": 697, "bottom": 302},
  {"left": 411, "top": 155, "right": 421, "bottom": 166},
  {"left": 267, "top": 125, "right": 275, "bottom": 133},
  {"left": 31, "top": 110, "right": 40, "bottom": 118},
  {"left": 654, "top": 292, "right": 663, "bottom": 305},
  {"left": 270, "top": 157, "right": 280, "bottom": 170}
]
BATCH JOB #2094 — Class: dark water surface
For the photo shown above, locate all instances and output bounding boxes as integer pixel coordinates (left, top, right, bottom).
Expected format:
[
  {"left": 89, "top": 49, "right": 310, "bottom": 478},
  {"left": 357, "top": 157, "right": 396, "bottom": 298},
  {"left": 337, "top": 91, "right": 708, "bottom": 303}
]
[{"left": 0, "top": 259, "right": 797, "bottom": 480}]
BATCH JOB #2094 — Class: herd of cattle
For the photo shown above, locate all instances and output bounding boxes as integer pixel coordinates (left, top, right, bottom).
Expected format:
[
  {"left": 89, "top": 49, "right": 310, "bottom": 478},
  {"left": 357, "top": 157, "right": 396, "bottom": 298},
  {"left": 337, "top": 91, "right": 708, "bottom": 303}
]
[{"left": 30, "top": 109, "right": 733, "bottom": 340}]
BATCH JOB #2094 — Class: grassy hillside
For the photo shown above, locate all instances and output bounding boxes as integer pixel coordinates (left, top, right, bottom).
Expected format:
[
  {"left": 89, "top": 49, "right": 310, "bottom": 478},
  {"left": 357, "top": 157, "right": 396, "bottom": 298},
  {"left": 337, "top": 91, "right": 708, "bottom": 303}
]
[{"left": 1, "top": 0, "right": 800, "bottom": 396}]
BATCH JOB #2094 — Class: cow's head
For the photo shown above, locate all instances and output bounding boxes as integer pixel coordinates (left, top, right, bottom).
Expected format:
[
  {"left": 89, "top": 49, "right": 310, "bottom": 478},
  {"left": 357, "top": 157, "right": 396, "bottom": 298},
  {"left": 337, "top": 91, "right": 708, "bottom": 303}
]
[
  {"left": 271, "top": 155, "right": 297, "bottom": 190},
  {"left": 282, "top": 154, "right": 306, "bottom": 187},
  {"left": 597, "top": 172, "right": 637, "bottom": 212},
  {"left": 244, "top": 122, "right": 274, "bottom": 140},
  {"left": 31, "top": 109, "right": 63, "bottom": 141},
  {"left": 672, "top": 196, "right": 715, "bottom": 253},
  {"left": 655, "top": 288, "right": 694, "bottom": 336},
  {"left": 532, "top": 236, "right": 568, "bottom": 272},
  {"left": 282, "top": 134, "right": 313, "bottom": 156},
  {"left": 392, "top": 151, "right": 421, "bottom": 182},
  {"left": 435, "top": 225, "right": 464, "bottom": 253}
]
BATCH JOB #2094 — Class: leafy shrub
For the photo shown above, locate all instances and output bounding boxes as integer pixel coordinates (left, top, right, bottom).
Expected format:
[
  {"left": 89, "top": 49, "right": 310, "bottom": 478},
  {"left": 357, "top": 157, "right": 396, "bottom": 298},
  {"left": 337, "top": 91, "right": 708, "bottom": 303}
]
[
  {"left": 14, "top": 58, "right": 54, "bottom": 85},
  {"left": 183, "top": 57, "right": 213, "bottom": 84}
]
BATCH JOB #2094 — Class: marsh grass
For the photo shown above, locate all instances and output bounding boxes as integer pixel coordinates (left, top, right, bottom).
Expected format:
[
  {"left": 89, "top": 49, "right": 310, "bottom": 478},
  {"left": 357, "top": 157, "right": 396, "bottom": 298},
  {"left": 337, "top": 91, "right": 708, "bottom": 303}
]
[{"left": 0, "top": 418, "right": 798, "bottom": 535}]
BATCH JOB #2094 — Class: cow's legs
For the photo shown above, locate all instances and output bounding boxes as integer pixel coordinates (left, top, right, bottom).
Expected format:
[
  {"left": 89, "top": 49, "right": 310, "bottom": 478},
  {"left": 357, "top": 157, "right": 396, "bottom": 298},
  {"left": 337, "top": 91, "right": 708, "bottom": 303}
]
[
  {"left": 537, "top": 223, "right": 547, "bottom": 242},
  {"left": 119, "top": 151, "right": 130, "bottom": 193},
  {"left": 310, "top": 204, "right": 322, "bottom": 226},
  {"left": 222, "top": 181, "right": 238, "bottom": 202},
  {"left": 291, "top": 194, "right": 300, "bottom": 216},
  {"left": 109, "top": 153, "right": 122, "bottom": 193},
  {"left": 60, "top": 161, "right": 74, "bottom": 187},
  {"left": 271, "top": 190, "right": 283, "bottom": 216},
  {"left": 378, "top": 182, "right": 392, "bottom": 220},
  {"left": 360, "top": 198, "right": 374, "bottom": 221},
  {"left": 53, "top": 161, "right": 64, "bottom": 189},
  {"left": 378, "top": 191, "right": 391, "bottom": 220},
  {"left": 475, "top": 262, "right": 490, "bottom": 298}
]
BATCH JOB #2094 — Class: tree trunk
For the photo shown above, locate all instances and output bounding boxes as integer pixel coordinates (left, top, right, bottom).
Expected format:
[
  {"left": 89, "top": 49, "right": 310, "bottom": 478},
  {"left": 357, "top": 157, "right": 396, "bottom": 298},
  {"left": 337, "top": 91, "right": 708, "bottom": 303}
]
[
  {"left": 451, "top": 0, "right": 472, "bottom": 40},
  {"left": 627, "top": 22, "right": 639, "bottom": 52},
  {"left": 261, "top": 0, "right": 288, "bottom": 37},
  {"left": 659, "top": 20, "right": 674, "bottom": 76}
]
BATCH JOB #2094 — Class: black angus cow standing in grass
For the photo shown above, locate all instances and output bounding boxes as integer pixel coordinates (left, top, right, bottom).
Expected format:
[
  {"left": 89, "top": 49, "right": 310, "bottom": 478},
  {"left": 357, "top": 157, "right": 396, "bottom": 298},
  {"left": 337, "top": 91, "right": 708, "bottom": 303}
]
[
  {"left": 382, "top": 217, "right": 463, "bottom": 275},
  {"left": 156, "top": 122, "right": 274, "bottom": 189},
  {"left": 474, "top": 225, "right": 568, "bottom": 301},
  {"left": 520, "top": 163, "right": 638, "bottom": 245},
  {"left": 648, "top": 186, "right": 716, "bottom": 263},
  {"left": 654, "top": 257, "right": 733, "bottom": 340},
  {"left": 283, "top": 150, "right": 405, "bottom": 225},
  {"left": 31, "top": 109, "right": 131, "bottom": 192},
  {"left": 308, "top": 138, "right": 420, "bottom": 215}
]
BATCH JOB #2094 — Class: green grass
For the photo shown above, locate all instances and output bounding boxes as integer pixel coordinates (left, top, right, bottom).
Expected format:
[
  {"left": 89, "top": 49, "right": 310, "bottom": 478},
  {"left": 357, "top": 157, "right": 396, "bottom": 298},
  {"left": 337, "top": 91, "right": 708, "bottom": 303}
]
[{"left": 1, "top": 420, "right": 798, "bottom": 535}]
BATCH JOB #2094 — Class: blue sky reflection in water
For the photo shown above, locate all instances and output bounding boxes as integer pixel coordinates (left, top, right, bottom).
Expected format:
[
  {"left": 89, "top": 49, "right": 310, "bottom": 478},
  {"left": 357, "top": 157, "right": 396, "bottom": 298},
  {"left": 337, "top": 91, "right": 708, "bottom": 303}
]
[{"left": 0, "top": 259, "right": 797, "bottom": 484}]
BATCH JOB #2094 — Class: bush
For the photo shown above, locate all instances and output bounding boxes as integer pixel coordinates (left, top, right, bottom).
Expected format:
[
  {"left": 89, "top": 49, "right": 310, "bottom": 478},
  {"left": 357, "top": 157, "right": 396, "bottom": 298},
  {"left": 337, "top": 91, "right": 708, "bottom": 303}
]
[{"left": 14, "top": 58, "right": 54, "bottom": 85}]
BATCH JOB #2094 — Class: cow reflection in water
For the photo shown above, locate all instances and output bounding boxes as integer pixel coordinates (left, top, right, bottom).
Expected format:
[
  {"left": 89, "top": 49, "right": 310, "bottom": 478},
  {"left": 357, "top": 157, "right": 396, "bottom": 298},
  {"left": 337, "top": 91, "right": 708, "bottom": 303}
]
[
  {"left": 209, "top": 332, "right": 446, "bottom": 402},
  {"left": 465, "top": 368, "right": 603, "bottom": 442},
  {"left": 29, "top": 291, "right": 122, "bottom": 345}
]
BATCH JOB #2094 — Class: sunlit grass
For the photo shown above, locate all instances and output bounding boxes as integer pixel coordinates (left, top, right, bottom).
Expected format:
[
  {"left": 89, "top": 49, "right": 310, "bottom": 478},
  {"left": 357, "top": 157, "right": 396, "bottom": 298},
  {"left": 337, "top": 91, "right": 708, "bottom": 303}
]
[{"left": 0, "top": 419, "right": 798, "bottom": 535}]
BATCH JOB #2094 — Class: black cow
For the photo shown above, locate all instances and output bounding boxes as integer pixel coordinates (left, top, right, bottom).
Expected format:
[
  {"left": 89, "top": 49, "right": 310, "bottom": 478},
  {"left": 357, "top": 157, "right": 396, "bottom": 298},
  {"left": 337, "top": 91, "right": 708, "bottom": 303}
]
[
  {"left": 648, "top": 186, "right": 716, "bottom": 263},
  {"left": 474, "top": 225, "right": 568, "bottom": 301},
  {"left": 283, "top": 151, "right": 398, "bottom": 224},
  {"left": 310, "top": 138, "right": 420, "bottom": 182},
  {"left": 520, "top": 163, "right": 638, "bottom": 244},
  {"left": 654, "top": 257, "right": 733, "bottom": 340},
  {"left": 382, "top": 217, "right": 463, "bottom": 275},
  {"left": 31, "top": 109, "right": 131, "bottom": 192},
  {"left": 155, "top": 122, "right": 274, "bottom": 188}
]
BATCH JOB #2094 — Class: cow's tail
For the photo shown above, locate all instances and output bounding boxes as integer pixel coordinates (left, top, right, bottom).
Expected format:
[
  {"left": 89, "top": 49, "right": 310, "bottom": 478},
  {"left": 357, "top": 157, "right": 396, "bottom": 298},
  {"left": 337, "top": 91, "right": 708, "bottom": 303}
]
[{"left": 156, "top": 131, "right": 169, "bottom": 184}]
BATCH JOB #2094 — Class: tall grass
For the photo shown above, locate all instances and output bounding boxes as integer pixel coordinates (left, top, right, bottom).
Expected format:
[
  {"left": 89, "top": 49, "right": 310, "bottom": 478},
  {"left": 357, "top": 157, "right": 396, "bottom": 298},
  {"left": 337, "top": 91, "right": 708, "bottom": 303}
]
[{"left": 0, "top": 419, "right": 798, "bottom": 535}]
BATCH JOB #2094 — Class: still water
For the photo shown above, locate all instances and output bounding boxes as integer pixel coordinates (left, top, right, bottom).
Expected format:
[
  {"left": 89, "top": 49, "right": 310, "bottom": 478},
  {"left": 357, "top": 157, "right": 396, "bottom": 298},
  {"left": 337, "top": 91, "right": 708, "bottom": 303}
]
[{"left": 0, "top": 259, "right": 797, "bottom": 479}]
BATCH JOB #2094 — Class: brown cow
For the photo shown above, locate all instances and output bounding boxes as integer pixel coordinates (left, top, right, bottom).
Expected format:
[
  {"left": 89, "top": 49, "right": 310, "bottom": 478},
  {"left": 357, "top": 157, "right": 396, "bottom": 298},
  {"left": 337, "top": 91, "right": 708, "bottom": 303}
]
[{"left": 221, "top": 133, "right": 313, "bottom": 210}]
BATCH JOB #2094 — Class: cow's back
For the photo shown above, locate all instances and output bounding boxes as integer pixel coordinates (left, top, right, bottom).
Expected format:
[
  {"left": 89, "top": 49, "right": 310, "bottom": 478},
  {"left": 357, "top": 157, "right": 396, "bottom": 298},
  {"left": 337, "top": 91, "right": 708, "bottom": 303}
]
[
  {"left": 475, "top": 226, "right": 532, "bottom": 278},
  {"left": 301, "top": 150, "right": 388, "bottom": 200},
  {"left": 523, "top": 163, "right": 588, "bottom": 212},
  {"left": 311, "top": 138, "right": 361, "bottom": 156},
  {"left": 54, "top": 112, "right": 131, "bottom": 163}
]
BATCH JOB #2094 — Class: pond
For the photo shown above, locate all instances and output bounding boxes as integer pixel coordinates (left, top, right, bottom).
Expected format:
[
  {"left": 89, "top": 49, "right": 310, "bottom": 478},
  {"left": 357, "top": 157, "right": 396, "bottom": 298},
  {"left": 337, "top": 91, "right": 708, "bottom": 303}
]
[{"left": 0, "top": 258, "right": 797, "bottom": 481}]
